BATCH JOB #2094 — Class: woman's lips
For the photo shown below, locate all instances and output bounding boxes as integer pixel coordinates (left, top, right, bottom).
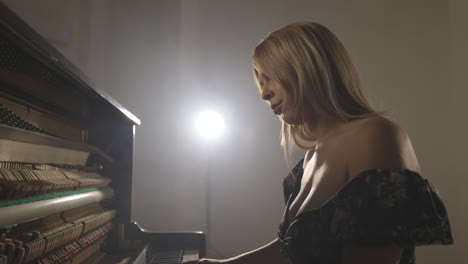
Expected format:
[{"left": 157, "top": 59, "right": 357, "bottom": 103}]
[{"left": 273, "top": 103, "right": 282, "bottom": 115}]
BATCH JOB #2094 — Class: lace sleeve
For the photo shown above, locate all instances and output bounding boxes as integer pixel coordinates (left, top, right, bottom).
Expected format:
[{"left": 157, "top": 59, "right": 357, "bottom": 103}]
[{"left": 331, "top": 169, "right": 453, "bottom": 247}]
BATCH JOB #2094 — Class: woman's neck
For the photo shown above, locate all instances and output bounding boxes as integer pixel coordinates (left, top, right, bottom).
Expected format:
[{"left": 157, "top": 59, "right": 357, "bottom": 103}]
[{"left": 309, "top": 117, "right": 347, "bottom": 145}]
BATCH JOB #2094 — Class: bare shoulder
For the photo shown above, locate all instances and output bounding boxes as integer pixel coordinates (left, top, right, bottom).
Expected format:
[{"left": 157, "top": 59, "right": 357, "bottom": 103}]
[
  {"left": 342, "top": 115, "right": 420, "bottom": 180},
  {"left": 348, "top": 115, "right": 405, "bottom": 143}
]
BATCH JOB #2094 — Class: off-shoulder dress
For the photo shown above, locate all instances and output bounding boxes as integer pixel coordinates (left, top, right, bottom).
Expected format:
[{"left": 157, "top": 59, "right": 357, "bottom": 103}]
[{"left": 278, "top": 160, "right": 453, "bottom": 264}]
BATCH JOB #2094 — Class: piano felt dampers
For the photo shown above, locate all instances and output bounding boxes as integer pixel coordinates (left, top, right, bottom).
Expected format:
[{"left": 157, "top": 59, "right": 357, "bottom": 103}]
[{"left": 0, "top": 203, "right": 115, "bottom": 264}]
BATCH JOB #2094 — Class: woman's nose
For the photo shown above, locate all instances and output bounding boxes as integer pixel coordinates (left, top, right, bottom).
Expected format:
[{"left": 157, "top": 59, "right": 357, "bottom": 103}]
[{"left": 261, "top": 89, "right": 274, "bottom": 101}]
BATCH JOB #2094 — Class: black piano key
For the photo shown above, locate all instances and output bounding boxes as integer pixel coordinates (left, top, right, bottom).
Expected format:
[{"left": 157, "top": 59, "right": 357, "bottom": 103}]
[{"left": 151, "top": 249, "right": 184, "bottom": 264}]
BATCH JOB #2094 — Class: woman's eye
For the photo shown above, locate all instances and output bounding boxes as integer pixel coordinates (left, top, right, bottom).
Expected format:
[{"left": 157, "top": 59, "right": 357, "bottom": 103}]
[{"left": 259, "top": 73, "right": 271, "bottom": 81}]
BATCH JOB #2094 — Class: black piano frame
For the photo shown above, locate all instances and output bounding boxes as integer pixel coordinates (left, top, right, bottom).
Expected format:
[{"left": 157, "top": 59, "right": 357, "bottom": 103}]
[{"left": 0, "top": 2, "right": 205, "bottom": 261}]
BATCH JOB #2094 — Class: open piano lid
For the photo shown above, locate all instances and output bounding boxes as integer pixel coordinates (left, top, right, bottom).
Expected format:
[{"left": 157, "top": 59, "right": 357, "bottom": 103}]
[{"left": 0, "top": 1, "right": 141, "bottom": 126}]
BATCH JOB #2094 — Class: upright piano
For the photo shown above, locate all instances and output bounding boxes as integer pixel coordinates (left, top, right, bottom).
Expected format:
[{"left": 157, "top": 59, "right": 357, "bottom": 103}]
[{"left": 0, "top": 3, "right": 205, "bottom": 263}]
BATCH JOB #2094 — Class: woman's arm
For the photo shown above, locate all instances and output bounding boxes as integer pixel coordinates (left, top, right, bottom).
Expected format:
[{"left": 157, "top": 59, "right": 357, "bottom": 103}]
[{"left": 184, "top": 238, "right": 291, "bottom": 264}]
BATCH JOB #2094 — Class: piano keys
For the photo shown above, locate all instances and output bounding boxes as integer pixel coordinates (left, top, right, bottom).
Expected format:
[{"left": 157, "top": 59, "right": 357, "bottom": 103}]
[{"left": 0, "top": 2, "right": 205, "bottom": 263}]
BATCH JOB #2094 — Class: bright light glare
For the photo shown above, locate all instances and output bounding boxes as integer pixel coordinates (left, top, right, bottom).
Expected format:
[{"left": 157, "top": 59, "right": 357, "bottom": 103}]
[{"left": 195, "top": 110, "right": 225, "bottom": 140}]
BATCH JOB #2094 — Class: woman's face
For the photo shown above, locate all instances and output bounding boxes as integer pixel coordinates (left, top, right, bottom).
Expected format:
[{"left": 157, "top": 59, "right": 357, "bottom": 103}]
[{"left": 256, "top": 71, "right": 299, "bottom": 125}]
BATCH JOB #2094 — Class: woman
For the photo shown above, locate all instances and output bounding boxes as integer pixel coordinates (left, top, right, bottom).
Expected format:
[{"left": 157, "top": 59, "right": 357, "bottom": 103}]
[{"left": 185, "top": 21, "right": 453, "bottom": 264}]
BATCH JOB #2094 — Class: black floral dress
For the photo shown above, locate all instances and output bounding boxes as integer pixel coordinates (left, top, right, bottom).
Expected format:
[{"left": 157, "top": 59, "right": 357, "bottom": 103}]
[{"left": 278, "top": 160, "right": 453, "bottom": 264}]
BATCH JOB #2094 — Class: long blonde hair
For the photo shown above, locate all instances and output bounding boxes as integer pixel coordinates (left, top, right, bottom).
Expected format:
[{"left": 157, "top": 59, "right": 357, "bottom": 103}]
[{"left": 252, "top": 21, "right": 377, "bottom": 166}]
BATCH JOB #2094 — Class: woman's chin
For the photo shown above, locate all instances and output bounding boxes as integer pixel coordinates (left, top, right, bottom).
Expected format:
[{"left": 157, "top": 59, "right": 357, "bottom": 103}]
[{"left": 281, "top": 114, "right": 301, "bottom": 125}]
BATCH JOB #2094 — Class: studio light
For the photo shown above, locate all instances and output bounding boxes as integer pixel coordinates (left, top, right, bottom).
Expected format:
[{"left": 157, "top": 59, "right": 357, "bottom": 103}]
[{"left": 195, "top": 110, "right": 225, "bottom": 141}]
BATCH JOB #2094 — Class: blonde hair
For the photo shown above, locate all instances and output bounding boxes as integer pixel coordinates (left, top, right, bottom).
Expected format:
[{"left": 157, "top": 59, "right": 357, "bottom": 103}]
[{"left": 252, "top": 21, "right": 378, "bottom": 166}]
